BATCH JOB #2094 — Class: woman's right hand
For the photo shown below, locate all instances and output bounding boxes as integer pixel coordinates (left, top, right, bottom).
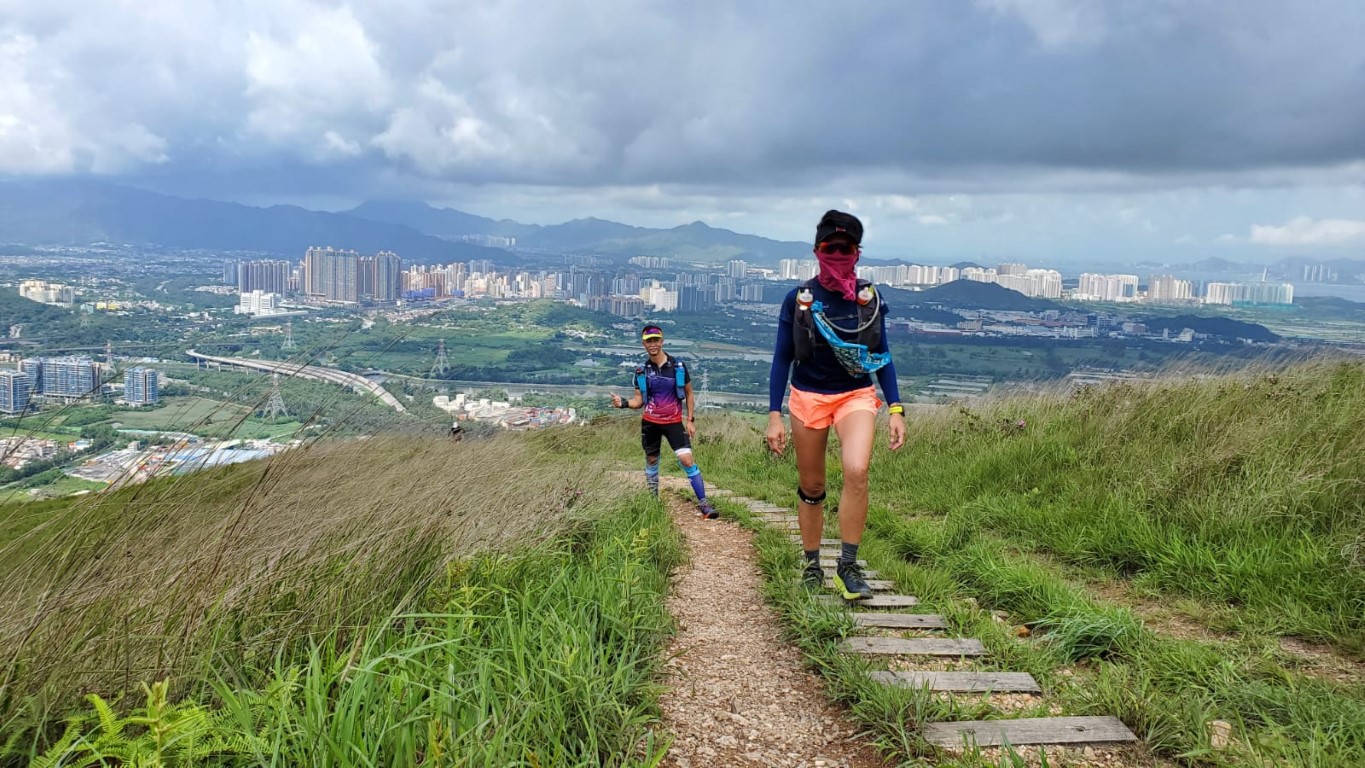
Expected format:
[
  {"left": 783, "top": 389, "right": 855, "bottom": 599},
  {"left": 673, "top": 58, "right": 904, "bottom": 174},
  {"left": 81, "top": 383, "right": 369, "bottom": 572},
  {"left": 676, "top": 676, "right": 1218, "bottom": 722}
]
[
  {"left": 765, "top": 411, "right": 787, "bottom": 455},
  {"left": 610, "top": 393, "right": 623, "bottom": 409}
]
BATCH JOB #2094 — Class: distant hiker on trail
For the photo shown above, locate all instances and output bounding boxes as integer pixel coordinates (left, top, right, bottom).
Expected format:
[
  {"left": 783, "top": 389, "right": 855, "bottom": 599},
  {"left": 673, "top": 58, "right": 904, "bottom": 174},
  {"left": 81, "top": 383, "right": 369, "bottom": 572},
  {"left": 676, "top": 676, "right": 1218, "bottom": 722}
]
[
  {"left": 611, "top": 324, "right": 719, "bottom": 519},
  {"left": 766, "top": 210, "right": 906, "bottom": 600}
]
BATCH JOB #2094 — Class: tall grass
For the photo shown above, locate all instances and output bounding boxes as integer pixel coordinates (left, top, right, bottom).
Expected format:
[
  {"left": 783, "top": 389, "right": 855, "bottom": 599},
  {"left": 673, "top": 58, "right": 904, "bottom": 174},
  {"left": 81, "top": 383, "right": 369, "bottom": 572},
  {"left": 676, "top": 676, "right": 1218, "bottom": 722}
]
[
  {"left": 25, "top": 494, "right": 682, "bottom": 766},
  {"left": 878, "top": 359, "right": 1365, "bottom": 652},
  {"left": 212, "top": 496, "right": 681, "bottom": 765},
  {"left": 0, "top": 433, "right": 613, "bottom": 752},
  {"left": 676, "top": 359, "right": 1365, "bottom": 766}
]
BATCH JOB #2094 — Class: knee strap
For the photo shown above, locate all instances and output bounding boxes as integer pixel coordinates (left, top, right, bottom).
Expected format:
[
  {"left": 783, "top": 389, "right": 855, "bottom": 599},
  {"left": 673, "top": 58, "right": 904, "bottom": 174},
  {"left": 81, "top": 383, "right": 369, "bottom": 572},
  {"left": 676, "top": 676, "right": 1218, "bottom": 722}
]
[
  {"left": 684, "top": 463, "right": 701, "bottom": 478},
  {"left": 797, "top": 485, "right": 826, "bottom": 505}
]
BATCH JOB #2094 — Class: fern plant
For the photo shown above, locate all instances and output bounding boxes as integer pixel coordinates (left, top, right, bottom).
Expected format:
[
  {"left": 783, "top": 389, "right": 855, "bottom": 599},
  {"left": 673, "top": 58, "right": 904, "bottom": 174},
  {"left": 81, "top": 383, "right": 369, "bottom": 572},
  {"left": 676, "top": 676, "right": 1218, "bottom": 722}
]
[{"left": 32, "top": 680, "right": 250, "bottom": 767}]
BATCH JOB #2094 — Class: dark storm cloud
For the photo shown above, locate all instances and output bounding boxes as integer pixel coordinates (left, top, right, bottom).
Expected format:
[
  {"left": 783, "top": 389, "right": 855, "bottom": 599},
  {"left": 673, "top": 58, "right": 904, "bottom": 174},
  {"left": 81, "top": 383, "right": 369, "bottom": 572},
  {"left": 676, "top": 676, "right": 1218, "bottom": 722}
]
[{"left": 2, "top": 0, "right": 1363, "bottom": 195}]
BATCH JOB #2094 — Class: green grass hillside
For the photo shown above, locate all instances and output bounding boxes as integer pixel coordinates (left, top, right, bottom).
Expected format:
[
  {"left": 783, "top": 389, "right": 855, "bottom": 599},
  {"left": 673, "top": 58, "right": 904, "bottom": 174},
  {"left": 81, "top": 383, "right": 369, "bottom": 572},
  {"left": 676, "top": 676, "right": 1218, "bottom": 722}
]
[
  {"left": 1, "top": 434, "right": 681, "bottom": 765},
  {"left": 653, "top": 358, "right": 1363, "bottom": 766},
  {"left": 3, "top": 358, "right": 1361, "bottom": 766}
]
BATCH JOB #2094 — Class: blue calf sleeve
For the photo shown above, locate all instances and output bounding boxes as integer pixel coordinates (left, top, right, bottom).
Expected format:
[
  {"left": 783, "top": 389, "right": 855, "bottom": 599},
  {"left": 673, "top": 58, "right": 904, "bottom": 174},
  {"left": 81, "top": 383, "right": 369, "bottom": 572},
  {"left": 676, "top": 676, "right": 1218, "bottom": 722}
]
[{"left": 683, "top": 462, "right": 706, "bottom": 501}]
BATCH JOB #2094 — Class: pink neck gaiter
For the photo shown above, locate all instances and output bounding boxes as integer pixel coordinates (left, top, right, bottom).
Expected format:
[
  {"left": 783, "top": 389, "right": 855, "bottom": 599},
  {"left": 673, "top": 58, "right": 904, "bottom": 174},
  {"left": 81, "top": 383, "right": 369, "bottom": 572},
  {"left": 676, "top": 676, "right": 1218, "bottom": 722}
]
[{"left": 816, "top": 250, "right": 859, "bottom": 301}]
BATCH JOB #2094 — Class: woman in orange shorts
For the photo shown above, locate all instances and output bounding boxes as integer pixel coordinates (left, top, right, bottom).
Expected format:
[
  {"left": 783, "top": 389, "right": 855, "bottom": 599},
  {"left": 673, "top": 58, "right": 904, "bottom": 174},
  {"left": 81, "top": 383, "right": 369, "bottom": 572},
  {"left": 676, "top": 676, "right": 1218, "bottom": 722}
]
[{"left": 766, "top": 210, "right": 906, "bottom": 600}]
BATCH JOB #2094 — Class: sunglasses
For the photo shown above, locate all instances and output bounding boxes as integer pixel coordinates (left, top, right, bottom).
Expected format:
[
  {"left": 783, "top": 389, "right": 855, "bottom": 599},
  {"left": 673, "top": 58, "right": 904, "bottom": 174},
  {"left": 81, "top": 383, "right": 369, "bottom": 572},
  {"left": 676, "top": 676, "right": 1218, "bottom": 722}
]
[{"left": 816, "top": 241, "right": 859, "bottom": 256}]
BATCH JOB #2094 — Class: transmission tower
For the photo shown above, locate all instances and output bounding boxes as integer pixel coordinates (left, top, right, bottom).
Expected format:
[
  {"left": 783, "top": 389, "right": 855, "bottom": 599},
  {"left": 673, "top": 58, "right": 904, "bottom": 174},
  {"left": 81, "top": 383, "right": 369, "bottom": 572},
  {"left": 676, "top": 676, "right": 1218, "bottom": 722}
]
[
  {"left": 282, "top": 319, "right": 297, "bottom": 351},
  {"left": 261, "top": 373, "right": 289, "bottom": 420},
  {"left": 430, "top": 339, "right": 448, "bottom": 377},
  {"left": 699, "top": 367, "right": 710, "bottom": 407}
]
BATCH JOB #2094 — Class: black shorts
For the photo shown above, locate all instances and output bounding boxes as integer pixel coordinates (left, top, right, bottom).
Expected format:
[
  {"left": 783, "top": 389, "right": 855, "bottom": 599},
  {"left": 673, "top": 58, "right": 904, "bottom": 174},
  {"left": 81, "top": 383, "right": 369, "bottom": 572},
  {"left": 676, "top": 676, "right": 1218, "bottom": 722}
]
[{"left": 641, "top": 420, "right": 691, "bottom": 456}]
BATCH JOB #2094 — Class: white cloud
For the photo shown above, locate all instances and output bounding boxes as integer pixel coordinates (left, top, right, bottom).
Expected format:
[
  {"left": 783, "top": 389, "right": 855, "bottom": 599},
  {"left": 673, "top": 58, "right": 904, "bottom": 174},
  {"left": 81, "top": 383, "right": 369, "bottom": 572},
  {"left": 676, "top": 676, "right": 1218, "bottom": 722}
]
[
  {"left": 1248, "top": 216, "right": 1365, "bottom": 246},
  {"left": 243, "top": 4, "right": 391, "bottom": 145},
  {"left": 975, "top": 0, "right": 1109, "bottom": 48},
  {"left": 918, "top": 214, "right": 950, "bottom": 226}
]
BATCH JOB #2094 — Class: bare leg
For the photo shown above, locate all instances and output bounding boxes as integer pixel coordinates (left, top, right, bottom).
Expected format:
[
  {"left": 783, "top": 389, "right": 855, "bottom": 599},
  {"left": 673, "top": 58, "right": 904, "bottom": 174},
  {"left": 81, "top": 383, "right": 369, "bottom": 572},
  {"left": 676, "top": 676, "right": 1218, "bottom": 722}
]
[
  {"left": 790, "top": 411, "right": 830, "bottom": 551},
  {"left": 832, "top": 410, "right": 876, "bottom": 545}
]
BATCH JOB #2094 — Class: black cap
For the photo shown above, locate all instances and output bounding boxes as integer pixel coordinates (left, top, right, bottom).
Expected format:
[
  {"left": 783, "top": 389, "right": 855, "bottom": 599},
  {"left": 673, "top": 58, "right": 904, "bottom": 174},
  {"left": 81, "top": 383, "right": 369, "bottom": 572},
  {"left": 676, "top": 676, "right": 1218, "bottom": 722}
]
[{"left": 814, "top": 209, "right": 863, "bottom": 246}]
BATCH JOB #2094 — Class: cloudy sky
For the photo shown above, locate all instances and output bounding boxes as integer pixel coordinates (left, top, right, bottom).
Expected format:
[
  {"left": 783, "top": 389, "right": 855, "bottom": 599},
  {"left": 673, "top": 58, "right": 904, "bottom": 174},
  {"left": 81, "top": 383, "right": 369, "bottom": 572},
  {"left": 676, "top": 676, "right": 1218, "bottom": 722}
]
[{"left": 2, "top": 0, "right": 1363, "bottom": 264}]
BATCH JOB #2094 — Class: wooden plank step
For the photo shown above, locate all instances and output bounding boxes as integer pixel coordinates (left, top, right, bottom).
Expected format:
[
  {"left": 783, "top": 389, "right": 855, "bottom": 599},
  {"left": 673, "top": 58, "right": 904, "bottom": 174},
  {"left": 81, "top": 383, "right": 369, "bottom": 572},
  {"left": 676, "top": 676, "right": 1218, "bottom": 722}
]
[
  {"left": 822, "top": 567, "right": 880, "bottom": 578},
  {"left": 843, "top": 637, "right": 985, "bottom": 656},
  {"left": 816, "top": 594, "right": 919, "bottom": 608},
  {"left": 923, "top": 716, "right": 1137, "bottom": 748},
  {"left": 749, "top": 503, "right": 788, "bottom": 512},
  {"left": 826, "top": 578, "right": 895, "bottom": 592},
  {"left": 790, "top": 536, "right": 842, "bottom": 547},
  {"left": 852, "top": 613, "right": 946, "bottom": 629},
  {"left": 870, "top": 670, "right": 1040, "bottom": 693}
]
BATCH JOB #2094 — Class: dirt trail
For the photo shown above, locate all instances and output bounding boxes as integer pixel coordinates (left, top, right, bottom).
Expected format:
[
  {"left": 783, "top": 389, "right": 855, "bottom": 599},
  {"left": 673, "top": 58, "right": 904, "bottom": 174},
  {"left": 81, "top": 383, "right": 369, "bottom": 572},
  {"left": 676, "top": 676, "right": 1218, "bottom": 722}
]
[{"left": 655, "top": 491, "right": 884, "bottom": 768}]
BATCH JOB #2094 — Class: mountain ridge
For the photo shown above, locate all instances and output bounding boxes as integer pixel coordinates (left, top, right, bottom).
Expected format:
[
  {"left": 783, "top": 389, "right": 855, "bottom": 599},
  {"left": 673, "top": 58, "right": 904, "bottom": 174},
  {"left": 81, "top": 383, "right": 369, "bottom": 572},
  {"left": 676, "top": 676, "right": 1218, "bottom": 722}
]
[{"left": 0, "top": 179, "right": 506, "bottom": 263}]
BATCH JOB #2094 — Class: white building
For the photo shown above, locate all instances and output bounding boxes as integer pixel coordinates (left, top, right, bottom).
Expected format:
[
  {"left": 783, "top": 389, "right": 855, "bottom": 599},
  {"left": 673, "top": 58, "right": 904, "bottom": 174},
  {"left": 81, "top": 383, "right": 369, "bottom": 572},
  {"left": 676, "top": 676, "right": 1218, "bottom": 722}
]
[
  {"left": 1204, "top": 282, "right": 1293, "bottom": 306},
  {"left": 235, "top": 290, "right": 284, "bottom": 316},
  {"left": 18, "top": 280, "right": 75, "bottom": 305},
  {"left": 1076, "top": 274, "right": 1140, "bottom": 302},
  {"left": 1146, "top": 275, "right": 1195, "bottom": 303},
  {"left": 645, "top": 285, "right": 679, "bottom": 312}
]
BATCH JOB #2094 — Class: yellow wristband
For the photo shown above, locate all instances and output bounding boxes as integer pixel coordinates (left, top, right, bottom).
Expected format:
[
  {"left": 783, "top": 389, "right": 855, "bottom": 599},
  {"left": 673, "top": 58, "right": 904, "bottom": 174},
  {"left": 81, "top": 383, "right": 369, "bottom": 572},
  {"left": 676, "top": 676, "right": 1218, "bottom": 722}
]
[{"left": 888, "top": 404, "right": 904, "bottom": 415}]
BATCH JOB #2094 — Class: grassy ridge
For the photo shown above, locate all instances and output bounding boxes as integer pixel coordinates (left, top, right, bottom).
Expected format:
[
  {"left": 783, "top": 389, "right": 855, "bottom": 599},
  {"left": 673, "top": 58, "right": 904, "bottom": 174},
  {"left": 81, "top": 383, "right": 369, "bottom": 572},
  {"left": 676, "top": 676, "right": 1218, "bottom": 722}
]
[
  {"left": 0, "top": 433, "right": 628, "bottom": 757},
  {"left": 669, "top": 359, "right": 1365, "bottom": 765},
  {"left": 888, "top": 360, "right": 1365, "bottom": 653},
  {"left": 21, "top": 494, "right": 681, "bottom": 766}
]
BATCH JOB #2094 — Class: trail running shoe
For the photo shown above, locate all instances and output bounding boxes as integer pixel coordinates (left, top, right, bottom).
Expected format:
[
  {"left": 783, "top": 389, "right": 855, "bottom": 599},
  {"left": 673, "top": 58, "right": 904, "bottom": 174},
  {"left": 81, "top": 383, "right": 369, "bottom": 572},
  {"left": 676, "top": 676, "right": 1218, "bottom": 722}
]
[
  {"left": 697, "top": 500, "right": 719, "bottom": 519},
  {"left": 802, "top": 562, "right": 825, "bottom": 589},
  {"left": 836, "top": 562, "right": 874, "bottom": 601}
]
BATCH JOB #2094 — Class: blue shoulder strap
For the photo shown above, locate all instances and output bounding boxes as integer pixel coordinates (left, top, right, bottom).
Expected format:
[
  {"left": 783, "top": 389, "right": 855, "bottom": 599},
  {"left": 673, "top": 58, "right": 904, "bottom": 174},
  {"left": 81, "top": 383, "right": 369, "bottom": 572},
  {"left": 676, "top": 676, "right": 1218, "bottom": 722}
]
[{"left": 635, "top": 367, "right": 647, "bottom": 398}]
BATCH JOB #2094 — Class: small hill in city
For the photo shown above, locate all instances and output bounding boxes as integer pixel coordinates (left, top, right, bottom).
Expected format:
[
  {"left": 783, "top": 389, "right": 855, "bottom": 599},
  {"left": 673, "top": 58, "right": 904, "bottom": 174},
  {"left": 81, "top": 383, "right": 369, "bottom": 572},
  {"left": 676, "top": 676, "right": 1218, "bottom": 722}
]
[
  {"left": 1141, "top": 314, "right": 1280, "bottom": 342},
  {"left": 915, "top": 279, "right": 1065, "bottom": 311}
]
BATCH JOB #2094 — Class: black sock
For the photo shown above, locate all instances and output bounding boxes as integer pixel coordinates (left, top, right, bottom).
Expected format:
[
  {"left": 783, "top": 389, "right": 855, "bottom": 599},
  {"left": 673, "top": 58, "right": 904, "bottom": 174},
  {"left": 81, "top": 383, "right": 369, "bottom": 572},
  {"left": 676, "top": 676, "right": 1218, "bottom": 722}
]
[
  {"left": 804, "top": 549, "right": 820, "bottom": 568},
  {"left": 839, "top": 541, "right": 859, "bottom": 567}
]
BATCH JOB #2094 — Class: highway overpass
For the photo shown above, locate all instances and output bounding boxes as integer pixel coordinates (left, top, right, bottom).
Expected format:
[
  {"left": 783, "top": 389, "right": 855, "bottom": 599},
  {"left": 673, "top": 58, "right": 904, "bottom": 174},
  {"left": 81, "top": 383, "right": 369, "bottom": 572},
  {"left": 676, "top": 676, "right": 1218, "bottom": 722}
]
[{"left": 185, "top": 350, "right": 407, "bottom": 413}]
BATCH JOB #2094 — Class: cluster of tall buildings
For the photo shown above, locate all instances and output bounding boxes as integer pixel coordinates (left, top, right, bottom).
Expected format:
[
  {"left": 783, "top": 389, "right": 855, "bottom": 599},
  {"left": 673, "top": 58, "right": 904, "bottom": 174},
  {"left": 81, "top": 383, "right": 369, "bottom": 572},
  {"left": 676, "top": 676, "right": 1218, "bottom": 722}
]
[
  {"left": 0, "top": 359, "right": 161, "bottom": 414},
  {"left": 963, "top": 264, "right": 1064, "bottom": 299},
  {"left": 781, "top": 259, "right": 1067, "bottom": 299},
  {"left": 226, "top": 249, "right": 404, "bottom": 305},
  {"left": 1076, "top": 273, "right": 1291, "bottom": 306},
  {"left": 228, "top": 259, "right": 293, "bottom": 295},
  {"left": 18, "top": 280, "right": 75, "bottom": 305},
  {"left": 304, "top": 247, "right": 402, "bottom": 303}
]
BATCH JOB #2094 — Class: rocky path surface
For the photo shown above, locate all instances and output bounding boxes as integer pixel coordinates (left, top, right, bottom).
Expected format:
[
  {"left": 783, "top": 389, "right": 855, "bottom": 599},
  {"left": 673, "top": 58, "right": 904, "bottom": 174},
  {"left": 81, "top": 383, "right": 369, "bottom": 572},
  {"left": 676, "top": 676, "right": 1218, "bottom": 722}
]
[{"left": 656, "top": 492, "right": 884, "bottom": 768}]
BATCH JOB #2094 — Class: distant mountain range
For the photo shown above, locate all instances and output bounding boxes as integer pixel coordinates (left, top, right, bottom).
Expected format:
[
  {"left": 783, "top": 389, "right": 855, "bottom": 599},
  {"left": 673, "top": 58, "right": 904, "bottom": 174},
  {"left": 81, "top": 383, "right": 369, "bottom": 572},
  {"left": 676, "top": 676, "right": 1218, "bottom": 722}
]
[
  {"left": 0, "top": 181, "right": 811, "bottom": 265},
  {"left": 344, "top": 200, "right": 812, "bottom": 263},
  {"left": 0, "top": 180, "right": 508, "bottom": 263}
]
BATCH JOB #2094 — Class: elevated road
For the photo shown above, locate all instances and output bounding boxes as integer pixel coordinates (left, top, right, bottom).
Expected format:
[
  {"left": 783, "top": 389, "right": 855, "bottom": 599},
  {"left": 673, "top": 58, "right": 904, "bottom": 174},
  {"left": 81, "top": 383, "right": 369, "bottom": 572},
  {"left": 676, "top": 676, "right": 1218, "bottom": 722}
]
[{"left": 185, "top": 350, "right": 407, "bottom": 413}]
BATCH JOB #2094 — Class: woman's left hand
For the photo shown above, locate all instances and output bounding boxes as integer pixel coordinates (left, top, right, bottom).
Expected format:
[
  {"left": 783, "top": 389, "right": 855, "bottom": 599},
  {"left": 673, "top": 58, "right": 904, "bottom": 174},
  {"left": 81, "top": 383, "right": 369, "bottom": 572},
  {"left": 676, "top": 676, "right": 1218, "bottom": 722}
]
[
  {"left": 685, "top": 419, "right": 697, "bottom": 439},
  {"left": 888, "top": 413, "right": 906, "bottom": 451}
]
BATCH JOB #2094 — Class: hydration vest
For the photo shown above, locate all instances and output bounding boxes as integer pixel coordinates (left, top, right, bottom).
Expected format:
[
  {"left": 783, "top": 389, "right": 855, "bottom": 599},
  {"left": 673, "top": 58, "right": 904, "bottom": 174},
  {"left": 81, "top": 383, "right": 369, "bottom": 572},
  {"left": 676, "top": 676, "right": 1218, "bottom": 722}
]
[
  {"left": 636, "top": 358, "right": 687, "bottom": 400},
  {"left": 793, "top": 279, "right": 882, "bottom": 363}
]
